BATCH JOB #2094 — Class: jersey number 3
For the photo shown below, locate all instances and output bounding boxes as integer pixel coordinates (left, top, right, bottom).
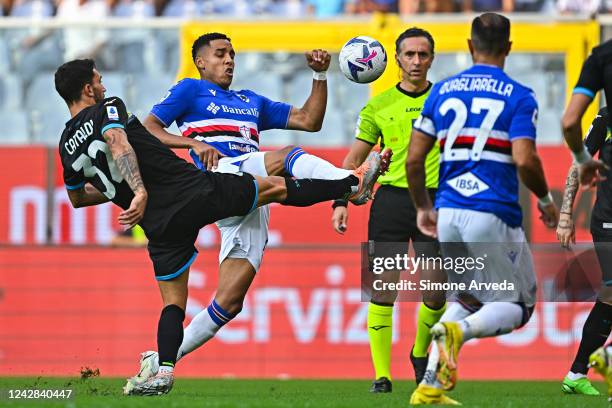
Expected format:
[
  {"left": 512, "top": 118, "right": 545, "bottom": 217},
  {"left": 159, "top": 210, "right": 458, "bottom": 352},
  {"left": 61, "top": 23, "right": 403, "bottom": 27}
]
[
  {"left": 71, "top": 140, "right": 124, "bottom": 199},
  {"left": 439, "top": 97, "right": 505, "bottom": 162}
]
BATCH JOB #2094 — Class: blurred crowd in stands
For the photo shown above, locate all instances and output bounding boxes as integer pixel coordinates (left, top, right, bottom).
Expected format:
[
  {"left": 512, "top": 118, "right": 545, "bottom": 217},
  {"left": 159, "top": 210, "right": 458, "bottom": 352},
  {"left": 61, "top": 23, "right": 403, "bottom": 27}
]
[{"left": 1, "top": 0, "right": 611, "bottom": 18}]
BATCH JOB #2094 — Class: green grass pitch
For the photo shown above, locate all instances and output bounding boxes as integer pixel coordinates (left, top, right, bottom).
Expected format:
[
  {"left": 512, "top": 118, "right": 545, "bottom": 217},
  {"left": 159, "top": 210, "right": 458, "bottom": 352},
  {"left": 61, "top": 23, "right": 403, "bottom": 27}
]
[{"left": 0, "top": 377, "right": 606, "bottom": 407}]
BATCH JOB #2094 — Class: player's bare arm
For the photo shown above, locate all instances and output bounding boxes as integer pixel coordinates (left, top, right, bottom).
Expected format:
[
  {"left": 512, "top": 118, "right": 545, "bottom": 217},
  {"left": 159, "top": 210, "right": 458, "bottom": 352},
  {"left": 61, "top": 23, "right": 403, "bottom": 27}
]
[
  {"left": 103, "top": 127, "right": 148, "bottom": 228},
  {"left": 67, "top": 182, "right": 110, "bottom": 208},
  {"left": 557, "top": 164, "right": 579, "bottom": 248},
  {"left": 286, "top": 49, "right": 331, "bottom": 132},
  {"left": 406, "top": 129, "right": 437, "bottom": 238},
  {"left": 331, "top": 140, "right": 373, "bottom": 234},
  {"left": 144, "top": 114, "right": 222, "bottom": 170},
  {"left": 562, "top": 93, "right": 607, "bottom": 187},
  {"left": 512, "top": 138, "right": 558, "bottom": 227}
]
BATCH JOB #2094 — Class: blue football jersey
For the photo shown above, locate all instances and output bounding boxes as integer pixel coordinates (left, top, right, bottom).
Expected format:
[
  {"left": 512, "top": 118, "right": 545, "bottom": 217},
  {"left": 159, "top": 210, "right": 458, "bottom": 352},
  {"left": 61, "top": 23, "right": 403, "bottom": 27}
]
[
  {"left": 414, "top": 64, "right": 538, "bottom": 228},
  {"left": 150, "top": 78, "right": 292, "bottom": 166}
]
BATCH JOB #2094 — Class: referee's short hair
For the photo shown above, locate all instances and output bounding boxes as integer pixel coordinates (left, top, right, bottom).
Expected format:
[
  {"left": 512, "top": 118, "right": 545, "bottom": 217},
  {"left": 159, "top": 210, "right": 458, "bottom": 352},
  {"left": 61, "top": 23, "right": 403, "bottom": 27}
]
[
  {"left": 471, "top": 13, "right": 510, "bottom": 56},
  {"left": 192, "top": 32, "right": 231, "bottom": 62},
  {"left": 395, "top": 27, "right": 435, "bottom": 55}
]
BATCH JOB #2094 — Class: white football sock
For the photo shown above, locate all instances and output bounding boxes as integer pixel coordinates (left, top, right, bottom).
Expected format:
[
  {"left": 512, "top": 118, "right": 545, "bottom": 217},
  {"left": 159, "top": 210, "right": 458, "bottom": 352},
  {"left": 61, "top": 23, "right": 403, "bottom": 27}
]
[
  {"left": 176, "top": 308, "right": 222, "bottom": 361},
  {"left": 440, "top": 302, "right": 472, "bottom": 323},
  {"left": 459, "top": 302, "right": 523, "bottom": 342},
  {"left": 158, "top": 365, "right": 174, "bottom": 374},
  {"left": 291, "top": 153, "right": 352, "bottom": 180},
  {"left": 566, "top": 371, "right": 586, "bottom": 380}
]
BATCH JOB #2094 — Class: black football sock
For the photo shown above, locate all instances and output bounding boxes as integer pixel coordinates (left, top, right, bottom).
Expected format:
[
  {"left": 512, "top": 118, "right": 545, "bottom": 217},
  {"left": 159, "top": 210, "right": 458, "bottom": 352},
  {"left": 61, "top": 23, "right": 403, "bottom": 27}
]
[
  {"left": 570, "top": 301, "right": 612, "bottom": 374},
  {"left": 157, "top": 304, "right": 185, "bottom": 370},
  {"left": 281, "top": 175, "right": 359, "bottom": 207}
]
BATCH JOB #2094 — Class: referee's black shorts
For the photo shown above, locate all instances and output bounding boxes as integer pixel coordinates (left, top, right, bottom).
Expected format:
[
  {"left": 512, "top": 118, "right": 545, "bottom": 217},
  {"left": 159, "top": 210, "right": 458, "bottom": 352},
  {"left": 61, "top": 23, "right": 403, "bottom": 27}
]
[
  {"left": 148, "top": 172, "right": 257, "bottom": 281},
  {"left": 368, "top": 185, "right": 439, "bottom": 257},
  {"left": 590, "top": 222, "right": 612, "bottom": 287}
]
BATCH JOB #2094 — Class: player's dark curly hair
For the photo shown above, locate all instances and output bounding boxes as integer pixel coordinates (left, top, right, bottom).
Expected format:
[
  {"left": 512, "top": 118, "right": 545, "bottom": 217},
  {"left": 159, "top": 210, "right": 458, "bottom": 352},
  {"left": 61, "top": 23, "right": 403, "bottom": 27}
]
[
  {"left": 471, "top": 13, "right": 510, "bottom": 56},
  {"left": 395, "top": 27, "right": 435, "bottom": 55},
  {"left": 192, "top": 32, "right": 232, "bottom": 62},
  {"left": 55, "top": 59, "right": 96, "bottom": 105}
]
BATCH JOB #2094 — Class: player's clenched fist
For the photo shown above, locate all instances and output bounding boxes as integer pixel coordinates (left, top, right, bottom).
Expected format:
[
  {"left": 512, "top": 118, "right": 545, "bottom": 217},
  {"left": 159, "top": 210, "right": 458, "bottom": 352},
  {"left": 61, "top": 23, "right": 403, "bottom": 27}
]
[{"left": 305, "top": 49, "right": 331, "bottom": 72}]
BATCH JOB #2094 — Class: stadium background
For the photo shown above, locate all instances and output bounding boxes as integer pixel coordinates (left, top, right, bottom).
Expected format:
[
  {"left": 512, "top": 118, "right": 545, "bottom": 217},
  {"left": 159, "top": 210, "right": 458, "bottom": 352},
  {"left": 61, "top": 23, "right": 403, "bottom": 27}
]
[{"left": 0, "top": 3, "right": 610, "bottom": 381}]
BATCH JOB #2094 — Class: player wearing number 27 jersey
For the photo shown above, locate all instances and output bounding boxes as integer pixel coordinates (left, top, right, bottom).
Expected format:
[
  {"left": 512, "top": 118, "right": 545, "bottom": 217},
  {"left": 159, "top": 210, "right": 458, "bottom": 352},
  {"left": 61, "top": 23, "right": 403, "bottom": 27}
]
[
  {"left": 407, "top": 14, "right": 560, "bottom": 406},
  {"left": 407, "top": 14, "right": 558, "bottom": 405},
  {"left": 414, "top": 63, "right": 537, "bottom": 228}
]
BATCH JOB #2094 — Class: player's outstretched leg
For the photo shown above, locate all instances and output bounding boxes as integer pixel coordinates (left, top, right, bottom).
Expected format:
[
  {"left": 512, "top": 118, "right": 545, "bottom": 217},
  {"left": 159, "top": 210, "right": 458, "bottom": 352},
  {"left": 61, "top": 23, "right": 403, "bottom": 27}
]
[
  {"left": 255, "top": 150, "right": 388, "bottom": 208},
  {"left": 264, "top": 145, "right": 392, "bottom": 183},
  {"left": 589, "top": 344, "right": 612, "bottom": 402}
]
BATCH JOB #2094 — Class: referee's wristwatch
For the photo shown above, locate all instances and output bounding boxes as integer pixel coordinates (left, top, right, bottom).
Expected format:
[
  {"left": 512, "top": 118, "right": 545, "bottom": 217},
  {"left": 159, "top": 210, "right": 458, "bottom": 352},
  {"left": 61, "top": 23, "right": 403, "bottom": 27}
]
[{"left": 332, "top": 199, "right": 348, "bottom": 209}]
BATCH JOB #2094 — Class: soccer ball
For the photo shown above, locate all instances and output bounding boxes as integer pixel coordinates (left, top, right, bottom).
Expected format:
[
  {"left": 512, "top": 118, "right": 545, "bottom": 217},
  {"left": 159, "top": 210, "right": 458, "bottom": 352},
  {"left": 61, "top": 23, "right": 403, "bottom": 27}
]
[{"left": 339, "top": 36, "right": 387, "bottom": 84}]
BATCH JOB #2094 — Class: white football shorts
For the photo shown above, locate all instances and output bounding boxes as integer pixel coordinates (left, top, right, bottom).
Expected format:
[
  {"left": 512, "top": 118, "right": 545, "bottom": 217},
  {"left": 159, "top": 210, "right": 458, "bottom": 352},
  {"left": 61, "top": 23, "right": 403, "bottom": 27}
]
[
  {"left": 436, "top": 207, "right": 536, "bottom": 306},
  {"left": 212, "top": 151, "right": 270, "bottom": 271}
]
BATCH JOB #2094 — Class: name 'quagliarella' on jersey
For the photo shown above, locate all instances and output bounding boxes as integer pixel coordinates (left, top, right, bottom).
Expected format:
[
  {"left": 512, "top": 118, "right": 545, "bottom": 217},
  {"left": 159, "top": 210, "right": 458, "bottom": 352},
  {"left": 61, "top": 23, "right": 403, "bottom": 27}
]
[{"left": 439, "top": 76, "right": 514, "bottom": 97}]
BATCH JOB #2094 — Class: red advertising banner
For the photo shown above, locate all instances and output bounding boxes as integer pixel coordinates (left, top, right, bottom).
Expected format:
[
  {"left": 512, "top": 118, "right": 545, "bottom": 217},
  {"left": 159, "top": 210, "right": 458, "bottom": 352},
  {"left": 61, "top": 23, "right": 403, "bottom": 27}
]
[
  {"left": 0, "top": 146, "right": 592, "bottom": 245},
  {"left": 0, "top": 246, "right": 599, "bottom": 380},
  {"left": 0, "top": 147, "right": 48, "bottom": 245}
]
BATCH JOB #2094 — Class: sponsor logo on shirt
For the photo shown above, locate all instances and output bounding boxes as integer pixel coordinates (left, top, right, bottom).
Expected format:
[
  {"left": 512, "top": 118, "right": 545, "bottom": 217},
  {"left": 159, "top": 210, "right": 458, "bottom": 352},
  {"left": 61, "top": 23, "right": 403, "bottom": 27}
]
[
  {"left": 446, "top": 172, "right": 489, "bottom": 197},
  {"left": 209, "top": 89, "right": 216, "bottom": 97},
  {"left": 207, "top": 102, "right": 220, "bottom": 114},
  {"left": 106, "top": 106, "right": 119, "bottom": 120},
  {"left": 228, "top": 143, "right": 257, "bottom": 153}
]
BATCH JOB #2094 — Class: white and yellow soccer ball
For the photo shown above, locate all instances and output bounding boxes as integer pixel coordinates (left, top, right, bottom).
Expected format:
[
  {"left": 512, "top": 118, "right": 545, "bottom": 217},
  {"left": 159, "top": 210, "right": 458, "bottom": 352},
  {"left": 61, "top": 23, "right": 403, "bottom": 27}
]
[{"left": 339, "top": 36, "right": 387, "bottom": 84}]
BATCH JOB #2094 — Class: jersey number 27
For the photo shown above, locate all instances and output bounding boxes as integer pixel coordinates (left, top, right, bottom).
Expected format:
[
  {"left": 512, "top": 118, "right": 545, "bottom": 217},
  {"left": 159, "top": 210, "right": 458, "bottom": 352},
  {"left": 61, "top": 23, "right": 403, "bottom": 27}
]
[{"left": 440, "top": 97, "right": 505, "bottom": 162}]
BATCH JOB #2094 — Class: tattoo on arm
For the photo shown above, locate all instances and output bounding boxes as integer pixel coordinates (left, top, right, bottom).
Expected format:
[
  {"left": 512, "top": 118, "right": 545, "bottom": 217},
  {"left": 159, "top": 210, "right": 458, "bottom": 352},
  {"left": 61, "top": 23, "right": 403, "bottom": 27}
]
[
  {"left": 115, "top": 147, "right": 145, "bottom": 194},
  {"left": 560, "top": 165, "right": 579, "bottom": 215}
]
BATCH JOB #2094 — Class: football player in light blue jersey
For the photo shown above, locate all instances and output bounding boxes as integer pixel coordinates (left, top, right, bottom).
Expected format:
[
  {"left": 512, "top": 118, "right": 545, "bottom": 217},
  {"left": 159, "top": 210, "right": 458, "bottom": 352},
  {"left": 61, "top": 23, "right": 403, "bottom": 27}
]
[
  {"left": 406, "top": 13, "right": 558, "bottom": 405},
  {"left": 124, "top": 32, "right": 391, "bottom": 389}
]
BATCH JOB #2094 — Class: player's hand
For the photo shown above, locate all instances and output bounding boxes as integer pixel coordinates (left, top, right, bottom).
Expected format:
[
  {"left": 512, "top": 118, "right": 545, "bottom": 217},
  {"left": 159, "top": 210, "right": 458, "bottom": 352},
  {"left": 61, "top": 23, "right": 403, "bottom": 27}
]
[
  {"left": 118, "top": 190, "right": 148, "bottom": 229},
  {"left": 537, "top": 201, "right": 559, "bottom": 229},
  {"left": 193, "top": 141, "right": 223, "bottom": 171},
  {"left": 556, "top": 213, "right": 575, "bottom": 249},
  {"left": 578, "top": 158, "right": 608, "bottom": 189},
  {"left": 416, "top": 208, "right": 438, "bottom": 239},
  {"left": 332, "top": 206, "right": 349, "bottom": 234},
  {"left": 306, "top": 49, "right": 331, "bottom": 72}
]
